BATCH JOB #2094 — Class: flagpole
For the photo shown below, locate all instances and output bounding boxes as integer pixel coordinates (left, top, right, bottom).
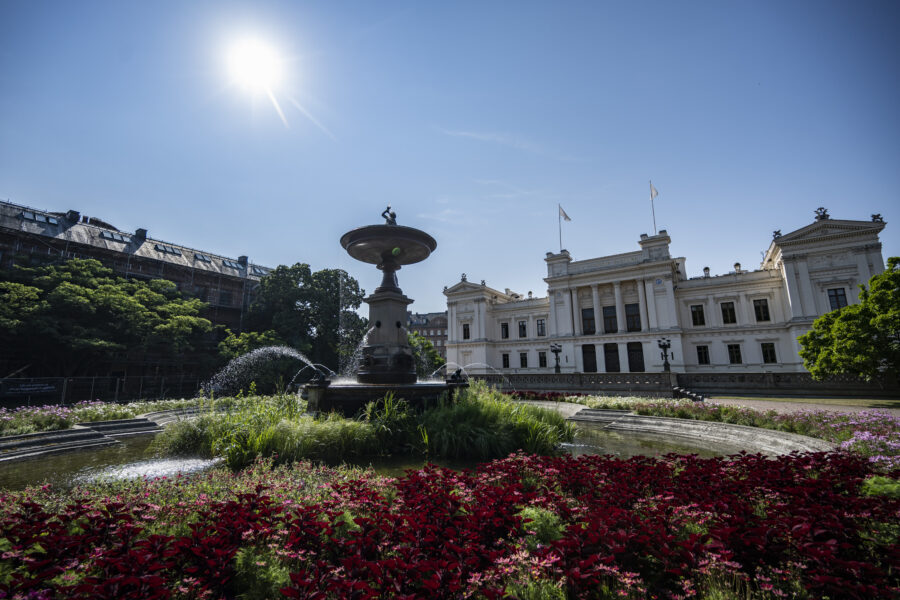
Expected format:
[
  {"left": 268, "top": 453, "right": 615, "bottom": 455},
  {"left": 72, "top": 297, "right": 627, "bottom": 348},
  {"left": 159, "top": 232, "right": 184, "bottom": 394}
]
[
  {"left": 558, "top": 204, "right": 562, "bottom": 252},
  {"left": 650, "top": 181, "right": 657, "bottom": 235}
]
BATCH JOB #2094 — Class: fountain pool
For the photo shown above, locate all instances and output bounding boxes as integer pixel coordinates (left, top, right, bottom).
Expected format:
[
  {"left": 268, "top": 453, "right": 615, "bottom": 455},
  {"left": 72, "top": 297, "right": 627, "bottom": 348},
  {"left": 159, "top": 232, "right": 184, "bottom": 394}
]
[{"left": 0, "top": 422, "right": 740, "bottom": 491}]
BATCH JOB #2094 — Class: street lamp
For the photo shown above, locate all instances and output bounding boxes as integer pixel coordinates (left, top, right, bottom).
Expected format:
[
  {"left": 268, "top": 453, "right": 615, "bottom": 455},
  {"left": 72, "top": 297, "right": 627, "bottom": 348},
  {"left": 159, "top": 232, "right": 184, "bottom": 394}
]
[
  {"left": 550, "top": 343, "right": 562, "bottom": 374},
  {"left": 657, "top": 338, "right": 672, "bottom": 372}
]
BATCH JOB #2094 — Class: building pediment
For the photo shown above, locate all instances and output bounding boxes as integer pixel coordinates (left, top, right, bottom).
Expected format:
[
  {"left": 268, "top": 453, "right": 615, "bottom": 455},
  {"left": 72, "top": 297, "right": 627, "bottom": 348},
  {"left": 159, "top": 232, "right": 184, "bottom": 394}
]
[{"left": 776, "top": 219, "right": 885, "bottom": 245}]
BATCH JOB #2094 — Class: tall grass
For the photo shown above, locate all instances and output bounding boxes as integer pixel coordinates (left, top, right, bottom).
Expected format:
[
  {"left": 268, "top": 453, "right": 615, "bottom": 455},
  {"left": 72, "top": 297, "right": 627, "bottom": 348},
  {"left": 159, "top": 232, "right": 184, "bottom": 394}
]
[
  {"left": 422, "top": 382, "right": 573, "bottom": 459},
  {"left": 153, "top": 382, "right": 574, "bottom": 469}
]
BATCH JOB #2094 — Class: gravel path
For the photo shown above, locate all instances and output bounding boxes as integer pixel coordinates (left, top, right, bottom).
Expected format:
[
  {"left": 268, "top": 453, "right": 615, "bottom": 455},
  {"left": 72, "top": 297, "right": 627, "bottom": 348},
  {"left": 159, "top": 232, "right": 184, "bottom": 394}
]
[{"left": 705, "top": 397, "right": 900, "bottom": 417}]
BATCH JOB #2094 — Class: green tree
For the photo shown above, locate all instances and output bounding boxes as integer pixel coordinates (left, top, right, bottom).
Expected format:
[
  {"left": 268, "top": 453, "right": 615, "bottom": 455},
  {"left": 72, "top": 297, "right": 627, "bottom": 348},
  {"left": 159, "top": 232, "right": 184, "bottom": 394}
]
[
  {"left": 218, "top": 328, "right": 285, "bottom": 360},
  {"left": 246, "top": 264, "right": 367, "bottom": 373},
  {"left": 408, "top": 332, "right": 446, "bottom": 378},
  {"left": 0, "top": 259, "right": 212, "bottom": 375},
  {"left": 799, "top": 257, "right": 900, "bottom": 381}
]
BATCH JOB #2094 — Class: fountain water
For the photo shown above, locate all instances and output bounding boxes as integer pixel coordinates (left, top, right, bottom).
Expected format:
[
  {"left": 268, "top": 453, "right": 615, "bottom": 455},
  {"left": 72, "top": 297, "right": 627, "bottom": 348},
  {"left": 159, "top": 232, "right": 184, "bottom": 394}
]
[
  {"left": 302, "top": 208, "right": 467, "bottom": 415},
  {"left": 203, "top": 345, "right": 323, "bottom": 396}
]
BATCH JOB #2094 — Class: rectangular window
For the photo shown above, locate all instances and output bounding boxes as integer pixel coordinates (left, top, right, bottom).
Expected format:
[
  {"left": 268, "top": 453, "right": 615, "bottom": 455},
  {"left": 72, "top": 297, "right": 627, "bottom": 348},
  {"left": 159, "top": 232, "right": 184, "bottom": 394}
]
[
  {"left": 602, "top": 306, "right": 618, "bottom": 333},
  {"left": 626, "top": 341, "right": 644, "bottom": 372},
  {"left": 502, "top": 353, "right": 510, "bottom": 369},
  {"left": 518, "top": 320, "right": 528, "bottom": 338},
  {"left": 603, "top": 343, "right": 620, "bottom": 372},
  {"left": 100, "top": 231, "right": 130, "bottom": 243},
  {"left": 219, "top": 290, "right": 233, "bottom": 306},
  {"left": 696, "top": 345, "right": 710, "bottom": 365},
  {"left": 500, "top": 322, "right": 509, "bottom": 339},
  {"left": 538, "top": 351, "right": 547, "bottom": 368},
  {"left": 462, "top": 323, "right": 470, "bottom": 340},
  {"left": 727, "top": 344, "right": 742, "bottom": 364},
  {"left": 154, "top": 243, "right": 182, "bottom": 256},
  {"left": 721, "top": 302, "right": 737, "bottom": 324},
  {"left": 625, "top": 303, "right": 641, "bottom": 332},
  {"left": 520, "top": 352, "right": 528, "bottom": 368},
  {"left": 690, "top": 305, "right": 705, "bottom": 326},
  {"left": 536, "top": 318, "right": 546, "bottom": 337},
  {"left": 828, "top": 288, "right": 848, "bottom": 310},
  {"left": 761, "top": 342, "right": 777, "bottom": 364},
  {"left": 222, "top": 259, "right": 242, "bottom": 269},
  {"left": 194, "top": 253, "right": 212, "bottom": 263},
  {"left": 753, "top": 299, "right": 771, "bottom": 322},
  {"left": 581, "top": 308, "right": 596, "bottom": 335}
]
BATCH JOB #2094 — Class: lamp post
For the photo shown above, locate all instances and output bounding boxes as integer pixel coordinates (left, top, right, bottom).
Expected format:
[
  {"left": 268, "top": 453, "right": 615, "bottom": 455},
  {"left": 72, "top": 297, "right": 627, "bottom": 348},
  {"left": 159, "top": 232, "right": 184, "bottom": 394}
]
[
  {"left": 550, "top": 343, "right": 562, "bottom": 374},
  {"left": 657, "top": 338, "right": 672, "bottom": 372}
]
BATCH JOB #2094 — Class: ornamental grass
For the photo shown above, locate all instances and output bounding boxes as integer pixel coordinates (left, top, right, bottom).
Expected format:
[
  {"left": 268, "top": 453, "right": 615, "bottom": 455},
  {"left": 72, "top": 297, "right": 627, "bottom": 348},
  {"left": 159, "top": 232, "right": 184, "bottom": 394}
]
[{"left": 152, "top": 382, "right": 575, "bottom": 468}]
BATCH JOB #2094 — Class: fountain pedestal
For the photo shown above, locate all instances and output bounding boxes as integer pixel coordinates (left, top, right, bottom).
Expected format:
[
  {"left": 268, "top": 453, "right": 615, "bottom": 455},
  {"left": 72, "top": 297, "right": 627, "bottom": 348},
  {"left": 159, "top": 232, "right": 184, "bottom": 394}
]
[{"left": 358, "top": 289, "right": 415, "bottom": 384}]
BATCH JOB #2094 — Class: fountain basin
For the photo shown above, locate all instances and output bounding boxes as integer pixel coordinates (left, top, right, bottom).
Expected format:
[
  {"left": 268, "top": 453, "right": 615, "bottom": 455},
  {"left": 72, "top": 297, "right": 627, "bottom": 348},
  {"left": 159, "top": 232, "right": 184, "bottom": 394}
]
[
  {"left": 302, "top": 380, "right": 468, "bottom": 416},
  {"left": 340, "top": 225, "right": 436, "bottom": 266}
]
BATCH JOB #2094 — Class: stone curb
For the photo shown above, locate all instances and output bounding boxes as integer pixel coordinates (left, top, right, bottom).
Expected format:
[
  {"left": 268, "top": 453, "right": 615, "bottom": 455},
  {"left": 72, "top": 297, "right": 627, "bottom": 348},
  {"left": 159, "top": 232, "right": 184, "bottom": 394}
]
[{"left": 517, "top": 400, "right": 836, "bottom": 455}]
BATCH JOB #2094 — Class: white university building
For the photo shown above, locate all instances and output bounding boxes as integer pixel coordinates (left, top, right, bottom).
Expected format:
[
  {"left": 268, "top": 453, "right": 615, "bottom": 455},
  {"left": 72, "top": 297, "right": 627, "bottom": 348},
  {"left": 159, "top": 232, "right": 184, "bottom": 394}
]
[{"left": 444, "top": 211, "right": 886, "bottom": 376}]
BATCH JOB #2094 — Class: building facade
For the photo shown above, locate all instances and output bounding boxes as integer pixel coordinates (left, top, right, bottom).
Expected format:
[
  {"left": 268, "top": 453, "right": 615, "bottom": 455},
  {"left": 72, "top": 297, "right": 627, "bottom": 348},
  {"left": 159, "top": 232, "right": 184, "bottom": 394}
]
[
  {"left": 0, "top": 199, "right": 271, "bottom": 332},
  {"left": 445, "top": 211, "right": 886, "bottom": 375},
  {"left": 407, "top": 311, "right": 448, "bottom": 359}
]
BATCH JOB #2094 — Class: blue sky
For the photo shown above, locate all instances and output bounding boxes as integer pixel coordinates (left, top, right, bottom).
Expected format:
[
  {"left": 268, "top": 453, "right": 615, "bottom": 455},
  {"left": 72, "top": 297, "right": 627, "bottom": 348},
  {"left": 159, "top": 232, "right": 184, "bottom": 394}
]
[{"left": 1, "top": 1, "right": 898, "bottom": 313}]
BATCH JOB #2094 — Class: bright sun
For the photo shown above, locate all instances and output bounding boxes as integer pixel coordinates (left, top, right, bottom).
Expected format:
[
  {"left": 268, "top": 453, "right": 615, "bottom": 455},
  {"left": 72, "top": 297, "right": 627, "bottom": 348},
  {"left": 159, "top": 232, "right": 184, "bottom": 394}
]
[{"left": 227, "top": 38, "right": 283, "bottom": 92}]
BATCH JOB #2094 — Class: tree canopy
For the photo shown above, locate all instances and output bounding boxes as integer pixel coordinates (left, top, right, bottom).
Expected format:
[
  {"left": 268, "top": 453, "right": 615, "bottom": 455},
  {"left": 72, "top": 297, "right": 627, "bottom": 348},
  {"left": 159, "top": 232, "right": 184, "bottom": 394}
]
[
  {"left": 246, "top": 264, "right": 368, "bottom": 373},
  {"left": 799, "top": 257, "right": 900, "bottom": 381},
  {"left": 0, "top": 259, "right": 212, "bottom": 376},
  {"left": 408, "top": 332, "right": 446, "bottom": 378}
]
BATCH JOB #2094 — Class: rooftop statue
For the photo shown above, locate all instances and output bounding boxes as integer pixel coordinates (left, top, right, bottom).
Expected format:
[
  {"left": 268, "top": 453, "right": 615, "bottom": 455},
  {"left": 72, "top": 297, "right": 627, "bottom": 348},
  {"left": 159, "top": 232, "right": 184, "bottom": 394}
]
[{"left": 382, "top": 205, "right": 397, "bottom": 225}]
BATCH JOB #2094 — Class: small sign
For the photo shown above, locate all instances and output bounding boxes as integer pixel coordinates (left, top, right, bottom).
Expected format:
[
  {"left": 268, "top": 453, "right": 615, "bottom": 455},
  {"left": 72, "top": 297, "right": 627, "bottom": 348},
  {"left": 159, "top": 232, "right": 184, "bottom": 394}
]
[
  {"left": 655, "top": 278, "right": 663, "bottom": 285},
  {"left": 0, "top": 381, "right": 61, "bottom": 397}
]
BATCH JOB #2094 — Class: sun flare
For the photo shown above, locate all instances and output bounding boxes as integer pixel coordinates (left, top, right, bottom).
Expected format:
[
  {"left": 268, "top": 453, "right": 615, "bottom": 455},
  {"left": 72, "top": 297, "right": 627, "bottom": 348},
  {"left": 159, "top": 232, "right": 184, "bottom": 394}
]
[{"left": 227, "top": 38, "right": 283, "bottom": 92}]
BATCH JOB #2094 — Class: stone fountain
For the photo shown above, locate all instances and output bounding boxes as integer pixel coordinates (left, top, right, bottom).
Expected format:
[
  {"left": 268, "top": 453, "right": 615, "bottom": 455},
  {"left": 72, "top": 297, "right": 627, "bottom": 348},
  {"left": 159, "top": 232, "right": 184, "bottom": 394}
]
[{"left": 302, "top": 207, "right": 467, "bottom": 415}]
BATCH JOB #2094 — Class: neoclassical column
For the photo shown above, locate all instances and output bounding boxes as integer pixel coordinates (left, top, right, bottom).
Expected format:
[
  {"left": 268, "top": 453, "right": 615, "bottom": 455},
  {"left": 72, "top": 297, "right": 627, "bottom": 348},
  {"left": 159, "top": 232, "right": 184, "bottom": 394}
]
[
  {"left": 795, "top": 258, "right": 816, "bottom": 316},
  {"left": 854, "top": 250, "right": 871, "bottom": 301},
  {"left": 738, "top": 292, "right": 752, "bottom": 325},
  {"left": 782, "top": 261, "right": 805, "bottom": 318},
  {"left": 645, "top": 280, "right": 659, "bottom": 330},
  {"left": 572, "top": 288, "right": 582, "bottom": 336},
  {"left": 591, "top": 284, "right": 601, "bottom": 334},
  {"left": 548, "top": 291, "right": 558, "bottom": 336},
  {"left": 617, "top": 343, "right": 629, "bottom": 373},
  {"left": 476, "top": 299, "right": 486, "bottom": 339},
  {"left": 636, "top": 279, "right": 649, "bottom": 332},
  {"left": 663, "top": 278, "right": 676, "bottom": 328},
  {"left": 447, "top": 303, "right": 456, "bottom": 342},
  {"left": 706, "top": 296, "right": 717, "bottom": 327},
  {"left": 614, "top": 281, "right": 626, "bottom": 333}
]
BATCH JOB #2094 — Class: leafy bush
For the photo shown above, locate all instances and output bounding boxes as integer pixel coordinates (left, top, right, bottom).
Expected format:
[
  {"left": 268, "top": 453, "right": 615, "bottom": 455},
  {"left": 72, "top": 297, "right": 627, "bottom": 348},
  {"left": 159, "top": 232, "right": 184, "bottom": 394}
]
[{"left": 1, "top": 452, "right": 897, "bottom": 598}]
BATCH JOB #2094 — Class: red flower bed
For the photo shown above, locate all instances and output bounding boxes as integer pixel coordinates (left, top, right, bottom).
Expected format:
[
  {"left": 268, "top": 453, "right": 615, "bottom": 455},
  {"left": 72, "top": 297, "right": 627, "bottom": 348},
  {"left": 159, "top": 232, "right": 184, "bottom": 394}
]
[{"left": 1, "top": 452, "right": 897, "bottom": 599}]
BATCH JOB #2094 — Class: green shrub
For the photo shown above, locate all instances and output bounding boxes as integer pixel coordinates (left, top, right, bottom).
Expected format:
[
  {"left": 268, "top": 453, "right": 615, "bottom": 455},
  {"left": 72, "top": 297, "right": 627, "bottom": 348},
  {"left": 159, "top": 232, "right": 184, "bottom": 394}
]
[
  {"left": 518, "top": 506, "right": 564, "bottom": 552},
  {"left": 861, "top": 475, "right": 900, "bottom": 498}
]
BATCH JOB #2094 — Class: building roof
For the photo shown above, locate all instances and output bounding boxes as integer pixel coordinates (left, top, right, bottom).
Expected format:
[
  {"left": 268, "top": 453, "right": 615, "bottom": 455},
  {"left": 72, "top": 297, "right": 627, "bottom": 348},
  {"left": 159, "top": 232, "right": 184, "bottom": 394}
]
[{"left": 1, "top": 199, "right": 271, "bottom": 279}]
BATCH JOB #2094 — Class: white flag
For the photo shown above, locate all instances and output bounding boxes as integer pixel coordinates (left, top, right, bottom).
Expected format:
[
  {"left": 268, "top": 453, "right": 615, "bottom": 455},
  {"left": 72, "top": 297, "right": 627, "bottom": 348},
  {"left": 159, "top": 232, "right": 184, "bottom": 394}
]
[
  {"left": 650, "top": 183, "right": 659, "bottom": 199},
  {"left": 559, "top": 205, "right": 572, "bottom": 221}
]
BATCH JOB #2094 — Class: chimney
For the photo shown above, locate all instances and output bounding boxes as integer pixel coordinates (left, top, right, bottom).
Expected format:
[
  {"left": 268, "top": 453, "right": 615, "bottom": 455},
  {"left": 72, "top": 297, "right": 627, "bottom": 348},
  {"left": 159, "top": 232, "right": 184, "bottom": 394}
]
[
  {"left": 238, "top": 255, "right": 248, "bottom": 267},
  {"left": 703, "top": 266, "right": 710, "bottom": 278},
  {"left": 65, "top": 210, "right": 80, "bottom": 223},
  {"left": 734, "top": 262, "right": 742, "bottom": 273},
  {"left": 135, "top": 228, "right": 147, "bottom": 240}
]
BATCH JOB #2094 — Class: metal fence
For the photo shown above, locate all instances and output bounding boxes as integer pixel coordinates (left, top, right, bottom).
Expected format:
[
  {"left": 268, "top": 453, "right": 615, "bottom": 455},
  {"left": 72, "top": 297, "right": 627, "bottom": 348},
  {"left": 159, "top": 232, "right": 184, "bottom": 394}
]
[{"left": 0, "top": 376, "right": 203, "bottom": 408}]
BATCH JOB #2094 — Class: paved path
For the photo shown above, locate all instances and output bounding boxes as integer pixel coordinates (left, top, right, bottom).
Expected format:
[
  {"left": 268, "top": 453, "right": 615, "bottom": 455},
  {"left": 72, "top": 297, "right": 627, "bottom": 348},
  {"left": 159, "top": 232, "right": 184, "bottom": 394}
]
[{"left": 705, "top": 397, "right": 900, "bottom": 417}]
